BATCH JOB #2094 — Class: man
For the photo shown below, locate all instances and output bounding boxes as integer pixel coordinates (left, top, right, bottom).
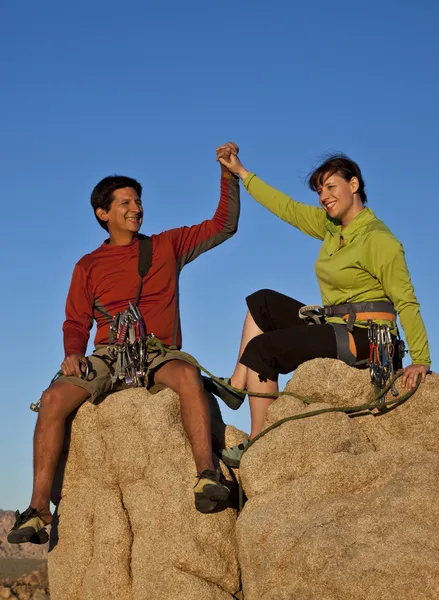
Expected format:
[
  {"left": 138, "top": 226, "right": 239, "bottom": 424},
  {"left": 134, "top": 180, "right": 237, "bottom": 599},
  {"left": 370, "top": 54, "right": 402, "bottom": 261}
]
[{"left": 8, "top": 142, "right": 241, "bottom": 545}]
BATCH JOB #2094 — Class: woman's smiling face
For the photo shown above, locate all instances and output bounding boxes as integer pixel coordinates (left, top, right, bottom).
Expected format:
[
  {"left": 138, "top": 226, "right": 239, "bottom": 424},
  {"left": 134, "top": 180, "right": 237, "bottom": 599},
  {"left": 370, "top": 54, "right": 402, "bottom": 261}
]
[{"left": 317, "top": 172, "right": 362, "bottom": 226}]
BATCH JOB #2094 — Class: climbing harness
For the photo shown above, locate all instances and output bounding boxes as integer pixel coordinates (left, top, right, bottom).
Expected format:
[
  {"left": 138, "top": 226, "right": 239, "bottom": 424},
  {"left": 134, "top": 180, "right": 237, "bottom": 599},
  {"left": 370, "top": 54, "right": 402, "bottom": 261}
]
[
  {"left": 299, "top": 300, "right": 396, "bottom": 329},
  {"left": 323, "top": 300, "right": 397, "bottom": 331},
  {"left": 299, "top": 301, "right": 404, "bottom": 392}
]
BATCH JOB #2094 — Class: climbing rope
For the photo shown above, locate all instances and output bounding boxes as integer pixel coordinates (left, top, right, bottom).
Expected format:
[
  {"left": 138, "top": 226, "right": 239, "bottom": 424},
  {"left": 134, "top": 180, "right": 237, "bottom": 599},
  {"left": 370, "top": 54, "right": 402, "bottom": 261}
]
[
  {"left": 105, "top": 338, "right": 424, "bottom": 515},
  {"left": 30, "top": 335, "right": 315, "bottom": 412},
  {"left": 236, "top": 371, "right": 422, "bottom": 511},
  {"left": 145, "top": 336, "right": 315, "bottom": 402},
  {"left": 30, "top": 335, "right": 420, "bottom": 417}
]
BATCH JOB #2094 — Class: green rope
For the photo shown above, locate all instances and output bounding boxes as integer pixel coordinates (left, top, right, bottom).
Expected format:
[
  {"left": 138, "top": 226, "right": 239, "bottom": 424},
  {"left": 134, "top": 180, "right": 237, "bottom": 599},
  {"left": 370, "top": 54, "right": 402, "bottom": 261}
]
[
  {"left": 236, "top": 372, "right": 422, "bottom": 511},
  {"left": 30, "top": 336, "right": 316, "bottom": 412},
  {"left": 145, "top": 338, "right": 424, "bottom": 515},
  {"left": 147, "top": 337, "right": 315, "bottom": 403},
  {"left": 32, "top": 336, "right": 420, "bottom": 416}
]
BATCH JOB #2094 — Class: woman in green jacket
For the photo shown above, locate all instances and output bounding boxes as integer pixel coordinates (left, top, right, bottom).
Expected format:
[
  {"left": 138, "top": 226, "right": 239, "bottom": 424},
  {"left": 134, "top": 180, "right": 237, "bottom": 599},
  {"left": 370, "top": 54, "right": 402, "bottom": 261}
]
[{"left": 208, "top": 143, "right": 430, "bottom": 467}]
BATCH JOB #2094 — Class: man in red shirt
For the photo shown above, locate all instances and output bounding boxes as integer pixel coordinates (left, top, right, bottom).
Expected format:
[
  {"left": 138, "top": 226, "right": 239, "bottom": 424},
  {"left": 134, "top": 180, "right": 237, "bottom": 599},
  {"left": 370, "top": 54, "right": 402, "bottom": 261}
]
[{"left": 9, "top": 143, "right": 241, "bottom": 544}]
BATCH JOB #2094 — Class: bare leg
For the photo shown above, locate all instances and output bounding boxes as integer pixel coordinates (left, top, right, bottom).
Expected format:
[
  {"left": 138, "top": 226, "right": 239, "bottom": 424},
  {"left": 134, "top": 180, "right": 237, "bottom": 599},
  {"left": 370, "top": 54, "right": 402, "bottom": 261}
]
[
  {"left": 31, "top": 381, "right": 90, "bottom": 523},
  {"left": 231, "top": 311, "right": 264, "bottom": 390},
  {"left": 154, "top": 361, "right": 214, "bottom": 473},
  {"left": 246, "top": 367, "right": 278, "bottom": 439},
  {"left": 229, "top": 311, "right": 277, "bottom": 437}
]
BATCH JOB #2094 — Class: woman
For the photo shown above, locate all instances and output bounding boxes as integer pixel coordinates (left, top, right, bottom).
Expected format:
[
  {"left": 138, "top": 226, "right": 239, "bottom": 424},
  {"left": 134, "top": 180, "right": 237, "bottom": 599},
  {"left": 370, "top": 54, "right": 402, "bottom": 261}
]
[{"left": 206, "top": 142, "right": 430, "bottom": 467}]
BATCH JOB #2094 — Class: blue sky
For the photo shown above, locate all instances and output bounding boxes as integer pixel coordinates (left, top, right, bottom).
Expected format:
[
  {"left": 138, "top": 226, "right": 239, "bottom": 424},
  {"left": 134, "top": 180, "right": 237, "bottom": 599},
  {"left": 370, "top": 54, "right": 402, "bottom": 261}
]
[{"left": 0, "top": 0, "right": 438, "bottom": 510}]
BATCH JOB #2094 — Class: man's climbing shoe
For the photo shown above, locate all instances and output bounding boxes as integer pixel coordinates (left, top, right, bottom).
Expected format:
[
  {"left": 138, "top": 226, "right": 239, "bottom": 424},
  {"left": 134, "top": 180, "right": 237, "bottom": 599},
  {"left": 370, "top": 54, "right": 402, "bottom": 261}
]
[
  {"left": 7, "top": 507, "right": 49, "bottom": 545},
  {"left": 202, "top": 376, "right": 246, "bottom": 410},
  {"left": 220, "top": 440, "right": 250, "bottom": 468},
  {"left": 194, "top": 469, "right": 230, "bottom": 513}
]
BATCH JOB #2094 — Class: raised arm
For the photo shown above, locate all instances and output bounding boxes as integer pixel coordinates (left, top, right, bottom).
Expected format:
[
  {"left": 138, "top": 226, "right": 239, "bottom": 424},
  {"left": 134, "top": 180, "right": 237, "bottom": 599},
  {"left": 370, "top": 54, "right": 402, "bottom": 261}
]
[
  {"left": 217, "top": 144, "right": 326, "bottom": 240},
  {"left": 164, "top": 144, "right": 240, "bottom": 268}
]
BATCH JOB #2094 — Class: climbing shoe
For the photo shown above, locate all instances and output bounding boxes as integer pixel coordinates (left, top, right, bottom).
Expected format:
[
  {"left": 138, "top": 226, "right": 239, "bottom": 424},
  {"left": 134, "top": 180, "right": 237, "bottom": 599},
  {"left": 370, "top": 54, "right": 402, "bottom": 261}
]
[
  {"left": 202, "top": 376, "right": 246, "bottom": 410},
  {"left": 220, "top": 440, "right": 249, "bottom": 468},
  {"left": 7, "top": 507, "right": 49, "bottom": 545},
  {"left": 194, "top": 469, "right": 230, "bottom": 513}
]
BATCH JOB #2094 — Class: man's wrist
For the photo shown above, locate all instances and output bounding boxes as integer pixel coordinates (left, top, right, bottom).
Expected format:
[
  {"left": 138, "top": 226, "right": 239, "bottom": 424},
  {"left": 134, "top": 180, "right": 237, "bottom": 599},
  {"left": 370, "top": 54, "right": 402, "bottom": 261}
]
[
  {"left": 220, "top": 164, "right": 234, "bottom": 179},
  {"left": 64, "top": 350, "right": 85, "bottom": 359}
]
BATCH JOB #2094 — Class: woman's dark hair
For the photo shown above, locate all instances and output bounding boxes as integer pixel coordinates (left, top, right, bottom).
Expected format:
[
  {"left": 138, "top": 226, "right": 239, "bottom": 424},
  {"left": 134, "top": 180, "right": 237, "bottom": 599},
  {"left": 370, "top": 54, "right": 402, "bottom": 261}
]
[
  {"left": 90, "top": 175, "right": 143, "bottom": 231},
  {"left": 307, "top": 154, "right": 367, "bottom": 204}
]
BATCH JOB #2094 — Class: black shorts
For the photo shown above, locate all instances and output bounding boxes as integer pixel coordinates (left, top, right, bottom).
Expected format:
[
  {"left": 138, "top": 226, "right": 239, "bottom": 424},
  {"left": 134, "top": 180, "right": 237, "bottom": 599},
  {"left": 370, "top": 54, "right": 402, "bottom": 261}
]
[{"left": 240, "top": 289, "right": 370, "bottom": 382}]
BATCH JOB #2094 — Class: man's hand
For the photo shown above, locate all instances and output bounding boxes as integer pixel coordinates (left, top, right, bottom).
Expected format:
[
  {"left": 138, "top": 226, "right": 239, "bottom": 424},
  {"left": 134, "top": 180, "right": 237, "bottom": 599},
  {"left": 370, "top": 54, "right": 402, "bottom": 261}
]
[
  {"left": 61, "top": 353, "right": 88, "bottom": 377},
  {"left": 400, "top": 364, "right": 430, "bottom": 389},
  {"left": 216, "top": 142, "right": 249, "bottom": 180}
]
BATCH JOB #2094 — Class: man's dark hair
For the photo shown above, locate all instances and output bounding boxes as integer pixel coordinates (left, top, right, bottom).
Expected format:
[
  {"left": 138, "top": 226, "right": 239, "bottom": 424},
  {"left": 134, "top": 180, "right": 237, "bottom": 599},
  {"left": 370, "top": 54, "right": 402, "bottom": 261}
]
[
  {"left": 90, "top": 175, "right": 143, "bottom": 231},
  {"left": 307, "top": 154, "right": 367, "bottom": 204}
]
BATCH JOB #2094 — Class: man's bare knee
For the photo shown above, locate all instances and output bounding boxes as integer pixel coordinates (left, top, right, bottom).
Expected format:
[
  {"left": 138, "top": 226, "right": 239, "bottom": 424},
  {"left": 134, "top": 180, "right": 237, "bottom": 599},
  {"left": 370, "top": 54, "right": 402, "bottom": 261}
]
[
  {"left": 156, "top": 361, "right": 203, "bottom": 392},
  {"left": 177, "top": 363, "right": 203, "bottom": 388},
  {"left": 38, "top": 382, "right": 89, "bottom": 419},
  {"left": 38, "top": 389, "right": 67, "bottom": 420}
]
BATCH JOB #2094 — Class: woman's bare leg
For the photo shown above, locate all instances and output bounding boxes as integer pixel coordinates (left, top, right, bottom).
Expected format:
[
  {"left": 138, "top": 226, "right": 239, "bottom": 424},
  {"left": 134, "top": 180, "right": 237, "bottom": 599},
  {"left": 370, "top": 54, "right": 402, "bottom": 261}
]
[
  {"left": 230, "top": 311, "right": 264, "bottom": 390},
  {"left": 229, "top": 310, "right": 277, "bottom": 436},
  {"left": 246, "top": 367, "right": 278, "bottom": 438}
]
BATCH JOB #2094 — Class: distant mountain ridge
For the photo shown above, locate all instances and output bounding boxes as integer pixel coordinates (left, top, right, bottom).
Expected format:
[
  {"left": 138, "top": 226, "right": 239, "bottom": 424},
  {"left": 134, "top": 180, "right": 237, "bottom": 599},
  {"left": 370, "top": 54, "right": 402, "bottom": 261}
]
[{"left": 0, "top": 510, "right": 48, "bottom": 559}]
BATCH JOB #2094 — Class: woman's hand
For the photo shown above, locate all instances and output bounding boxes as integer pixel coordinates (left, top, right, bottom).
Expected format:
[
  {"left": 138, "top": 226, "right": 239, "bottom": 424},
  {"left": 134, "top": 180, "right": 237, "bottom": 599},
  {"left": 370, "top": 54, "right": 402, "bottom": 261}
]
[
  {"left": 400, "top": 364, "right": 430, "bottom": 389},
  {"left": 216, "top": 142, "right": 249, "bottom": 179}
]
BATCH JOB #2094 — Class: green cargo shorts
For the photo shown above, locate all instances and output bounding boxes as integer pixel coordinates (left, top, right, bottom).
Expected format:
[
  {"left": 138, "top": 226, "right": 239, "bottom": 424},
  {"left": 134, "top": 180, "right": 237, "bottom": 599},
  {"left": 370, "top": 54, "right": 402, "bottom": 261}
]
[{"left": 54, "top": 344, "right": 195, "bottom": 403}]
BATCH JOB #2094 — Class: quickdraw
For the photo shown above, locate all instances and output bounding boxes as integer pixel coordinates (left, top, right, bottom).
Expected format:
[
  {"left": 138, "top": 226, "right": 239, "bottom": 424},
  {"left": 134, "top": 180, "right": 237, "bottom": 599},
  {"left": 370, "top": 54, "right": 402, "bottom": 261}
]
[
  {"left": 107, "top": 301, "right": 149, "bottom": 386},
  {"left": 367, "top": 320, "right": 406, "bottom": 408}
]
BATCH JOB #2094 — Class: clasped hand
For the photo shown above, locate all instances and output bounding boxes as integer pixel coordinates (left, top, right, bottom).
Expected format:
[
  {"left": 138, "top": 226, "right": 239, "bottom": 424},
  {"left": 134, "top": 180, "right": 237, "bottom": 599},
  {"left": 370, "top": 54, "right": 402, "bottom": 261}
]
[{"left": 216, "top": 142, "right": 249, "bottom": 179}]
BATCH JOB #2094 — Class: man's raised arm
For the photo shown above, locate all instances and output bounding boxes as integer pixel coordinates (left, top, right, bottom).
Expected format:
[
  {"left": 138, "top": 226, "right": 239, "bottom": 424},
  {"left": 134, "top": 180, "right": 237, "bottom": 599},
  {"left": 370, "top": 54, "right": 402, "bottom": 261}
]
[{"left": 164, "top": 142, "right": 240, "bottom": 268}]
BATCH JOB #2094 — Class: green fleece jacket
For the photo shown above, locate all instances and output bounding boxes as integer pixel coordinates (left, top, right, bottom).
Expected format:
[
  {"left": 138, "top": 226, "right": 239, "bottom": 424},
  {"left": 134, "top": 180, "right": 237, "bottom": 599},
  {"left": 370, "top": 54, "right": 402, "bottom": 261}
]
[{"left": 243, "top": 173, "right": 430, "bottom": 366}]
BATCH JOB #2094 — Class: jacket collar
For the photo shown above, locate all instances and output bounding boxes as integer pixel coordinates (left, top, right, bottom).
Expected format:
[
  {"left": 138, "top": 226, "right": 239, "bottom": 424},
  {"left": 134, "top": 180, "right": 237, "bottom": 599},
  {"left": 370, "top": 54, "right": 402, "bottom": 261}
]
[{"left": 324, "top": 207, "right": 376, "bottom": 239}]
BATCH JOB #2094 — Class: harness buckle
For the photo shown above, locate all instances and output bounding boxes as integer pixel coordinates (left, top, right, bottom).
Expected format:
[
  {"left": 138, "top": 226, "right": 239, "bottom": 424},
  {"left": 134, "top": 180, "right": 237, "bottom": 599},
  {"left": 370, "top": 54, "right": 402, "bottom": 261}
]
[
  {"left": 346, "top": 312, "right": 356, "bottom": 332},
  {"left": 298, "top": 305, "right": 325, "bottom": 325}
]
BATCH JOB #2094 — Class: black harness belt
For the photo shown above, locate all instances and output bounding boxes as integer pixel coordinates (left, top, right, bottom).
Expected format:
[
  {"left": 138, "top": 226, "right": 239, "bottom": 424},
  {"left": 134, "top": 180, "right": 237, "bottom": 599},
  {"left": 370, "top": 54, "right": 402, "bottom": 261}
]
[
  {"left": 298, "top": 301, "right": 397, "bottom": 367},
  {"left": 323, "top": 301, "right": 397, "bottom": 332}
]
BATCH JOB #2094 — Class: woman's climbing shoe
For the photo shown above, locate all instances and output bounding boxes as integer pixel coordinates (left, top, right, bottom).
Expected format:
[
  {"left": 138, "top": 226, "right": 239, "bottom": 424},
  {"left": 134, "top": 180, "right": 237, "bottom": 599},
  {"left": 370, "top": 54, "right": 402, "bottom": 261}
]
[
  {"left": 220, "top": 440, "right": 250, "bottom": 468},
  {"left": 194, "top": 469, "right": 230, "bottom": 513},
  {"left": 7, "top": 507, "right": 49, "bottom": 545},
  {"left": 202, "top": 376, "right": 246, "bottom": 410}
]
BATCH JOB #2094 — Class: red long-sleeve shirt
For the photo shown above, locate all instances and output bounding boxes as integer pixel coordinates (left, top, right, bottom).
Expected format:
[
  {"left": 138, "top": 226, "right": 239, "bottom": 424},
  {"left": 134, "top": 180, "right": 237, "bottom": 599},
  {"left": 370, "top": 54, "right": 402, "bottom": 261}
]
[{"left": 63, "top": 174, "right": 240, "bottom": 356}]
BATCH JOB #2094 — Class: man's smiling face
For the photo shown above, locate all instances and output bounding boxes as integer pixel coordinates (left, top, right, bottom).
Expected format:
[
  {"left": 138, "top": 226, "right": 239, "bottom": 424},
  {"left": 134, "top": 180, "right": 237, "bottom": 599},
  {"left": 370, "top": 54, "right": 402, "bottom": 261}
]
[{"left": 98, "top": 187, "right": 143, "bottom": 235}]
